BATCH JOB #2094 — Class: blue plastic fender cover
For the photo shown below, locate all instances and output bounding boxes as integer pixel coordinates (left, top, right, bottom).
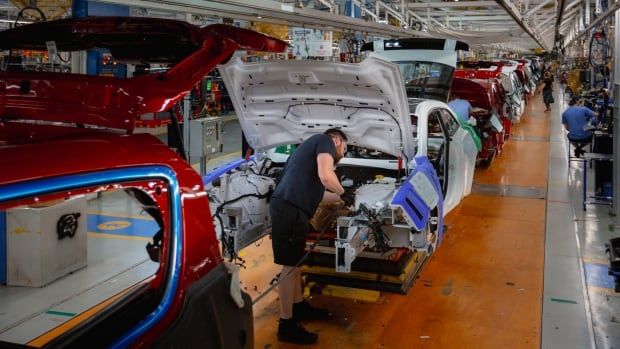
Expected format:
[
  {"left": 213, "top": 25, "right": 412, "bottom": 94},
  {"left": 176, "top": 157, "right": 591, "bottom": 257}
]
[{"left": 391, "top": 156, "right": 444, "bottom": 242}]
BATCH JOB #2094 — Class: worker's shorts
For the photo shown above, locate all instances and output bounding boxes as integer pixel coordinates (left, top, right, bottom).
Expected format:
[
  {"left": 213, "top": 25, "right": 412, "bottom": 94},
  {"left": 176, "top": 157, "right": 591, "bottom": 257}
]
[{"left": 270, "top": 198, "right": 309, "bottom": 266}]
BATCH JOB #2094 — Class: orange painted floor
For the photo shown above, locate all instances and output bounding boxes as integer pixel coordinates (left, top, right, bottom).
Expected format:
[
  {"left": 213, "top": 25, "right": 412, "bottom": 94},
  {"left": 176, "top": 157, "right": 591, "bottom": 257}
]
[{"left": 243, "top": 95, "right": 551, "bottom": 348}]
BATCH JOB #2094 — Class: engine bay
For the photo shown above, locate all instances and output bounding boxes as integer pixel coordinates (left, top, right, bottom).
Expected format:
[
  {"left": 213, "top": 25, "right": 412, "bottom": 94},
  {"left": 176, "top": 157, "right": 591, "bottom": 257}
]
[{"left": 206, "top": 145, "right": 440, "bottom": 278}]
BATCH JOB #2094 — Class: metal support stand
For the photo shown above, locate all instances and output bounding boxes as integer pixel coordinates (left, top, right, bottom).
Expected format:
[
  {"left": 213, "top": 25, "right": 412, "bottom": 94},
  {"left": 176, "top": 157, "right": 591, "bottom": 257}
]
[{"left": 183, "top": 95, "right": 191, "bottom": 161}]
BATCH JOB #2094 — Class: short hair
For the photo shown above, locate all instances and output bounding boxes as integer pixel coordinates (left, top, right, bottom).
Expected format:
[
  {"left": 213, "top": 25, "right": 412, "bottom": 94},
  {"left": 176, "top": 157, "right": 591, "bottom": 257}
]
[
  {"left": 569, "top": 97, "right": 578, "bottom": 106},
  {"left": 324, "top": 128, "right": 348, "bottom": 142}
]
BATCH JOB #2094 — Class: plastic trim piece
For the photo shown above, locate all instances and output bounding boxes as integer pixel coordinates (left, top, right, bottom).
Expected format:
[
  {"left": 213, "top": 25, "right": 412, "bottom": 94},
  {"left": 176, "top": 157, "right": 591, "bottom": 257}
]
[{"left": 202, "top": 157, "right": 252, "bottom": 186}]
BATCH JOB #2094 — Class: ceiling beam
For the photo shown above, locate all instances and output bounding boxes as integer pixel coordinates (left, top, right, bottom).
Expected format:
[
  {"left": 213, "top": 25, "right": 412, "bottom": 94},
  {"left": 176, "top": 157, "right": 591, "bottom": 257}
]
[
  {"left": 533, "top": 11, "right": 556, "bottom": 29},
  {"left": 407, "top": 1, "right": 498, "bottom": 8},
  {"left": 555, "top": 0, "right": 586, "bottom": 45},
  {"left": 408, "top": 10, "right": 508, "bottom": 16},
  {"left": 560, "top": 7, "right": 579, "bottom": 26},
  {"left": 93, "top": 0, "right": 429, "bottom": 38},
  {"left": 525, "top": 0, "right": 553, "bottom": 17},
  {"left": 565, "top": 0, "right": 584, "bottom": 12},
  {"left": 437, "top": 15, "right": 514, "bottom": 21},
  {"left": 495, "top": 0, "right": 549, "bottom": 50}
]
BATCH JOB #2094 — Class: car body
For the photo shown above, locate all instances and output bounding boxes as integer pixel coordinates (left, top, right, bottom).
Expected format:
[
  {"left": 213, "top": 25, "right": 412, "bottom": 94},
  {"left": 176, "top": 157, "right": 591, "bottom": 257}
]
[
  {"left": 451, "top": 77, "right": 508, "bottom": 166},
  {"left": 361, "top": 38, "right": 478, "bottom": 197},
  {"left": 0, "top": 17, "right": 286, "bottom": 348},
  {"left": 207, "top": 53, "right": 476, "bottom": 293},
  {"left": 499, "top": 63, "right": 527, "bottom": 121},
  {"left": 456, "top": 61, "right": 526, "bottom": 122}
]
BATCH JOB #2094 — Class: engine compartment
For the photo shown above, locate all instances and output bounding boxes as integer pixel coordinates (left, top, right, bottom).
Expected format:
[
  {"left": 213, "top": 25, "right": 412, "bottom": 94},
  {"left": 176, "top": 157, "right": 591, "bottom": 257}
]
[{"left": 206, "top": 145, "right": 440, "bottom": 275}]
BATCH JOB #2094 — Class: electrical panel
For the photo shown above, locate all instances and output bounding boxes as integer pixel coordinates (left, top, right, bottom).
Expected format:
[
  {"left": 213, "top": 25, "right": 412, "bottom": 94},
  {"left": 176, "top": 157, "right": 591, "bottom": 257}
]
[{"left": 189, "top": 117, "right": 223, "bottom": 157}]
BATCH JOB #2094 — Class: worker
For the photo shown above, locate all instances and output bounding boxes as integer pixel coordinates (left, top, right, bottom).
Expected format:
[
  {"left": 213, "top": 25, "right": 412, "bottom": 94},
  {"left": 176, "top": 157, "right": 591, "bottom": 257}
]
[
  {"left": 562, "top": 97, "right": 597, "bottom": 157},
  {"left": 448, "top": 96, "right": 473, "bottom": 123},
  {"left": 270, "top": 128, "right": 353, "bottom": 345},
  {"left": 542, "top": 72, "right": 554, "bottom": 112}
]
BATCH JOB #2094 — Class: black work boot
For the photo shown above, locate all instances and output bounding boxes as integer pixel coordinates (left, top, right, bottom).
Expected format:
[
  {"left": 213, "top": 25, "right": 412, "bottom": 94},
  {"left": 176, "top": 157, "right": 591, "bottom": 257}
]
[
  {"left": 277, "top": 318, "right": 318, "bottom": 345},
  {"left": 293, "top": 300, "right": 330, "bottom": 321}
]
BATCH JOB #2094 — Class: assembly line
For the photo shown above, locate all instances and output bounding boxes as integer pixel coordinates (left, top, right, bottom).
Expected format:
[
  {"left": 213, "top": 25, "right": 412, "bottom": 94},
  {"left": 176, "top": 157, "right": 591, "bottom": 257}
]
[{"left": 0, "top": 2, "right": 619, "bottom": 348}]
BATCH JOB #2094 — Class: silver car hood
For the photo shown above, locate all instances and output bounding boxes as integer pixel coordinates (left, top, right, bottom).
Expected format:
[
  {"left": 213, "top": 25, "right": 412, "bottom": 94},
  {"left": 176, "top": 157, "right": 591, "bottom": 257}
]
[{"left": 218, "top": 57, "right": 414, "bottom": 158}]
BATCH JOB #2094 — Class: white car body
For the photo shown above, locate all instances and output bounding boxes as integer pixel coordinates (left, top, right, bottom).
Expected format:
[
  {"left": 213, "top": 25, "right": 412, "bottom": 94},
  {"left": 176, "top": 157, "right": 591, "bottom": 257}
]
[{"left": 206, "top": 56, "right": 475, "bottom": 286}]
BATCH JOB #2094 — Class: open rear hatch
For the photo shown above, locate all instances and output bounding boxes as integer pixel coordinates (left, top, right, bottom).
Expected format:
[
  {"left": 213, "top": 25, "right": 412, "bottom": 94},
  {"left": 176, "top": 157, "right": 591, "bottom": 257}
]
[{"left": 0, "top": 17, "right": 287, "bottom": 132}]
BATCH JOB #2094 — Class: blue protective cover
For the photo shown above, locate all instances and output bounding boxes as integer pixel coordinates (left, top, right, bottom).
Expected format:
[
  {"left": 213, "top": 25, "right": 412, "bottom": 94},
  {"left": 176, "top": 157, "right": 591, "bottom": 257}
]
[{"left": 391, "top": 156, "right": 445, "bottom": 245}]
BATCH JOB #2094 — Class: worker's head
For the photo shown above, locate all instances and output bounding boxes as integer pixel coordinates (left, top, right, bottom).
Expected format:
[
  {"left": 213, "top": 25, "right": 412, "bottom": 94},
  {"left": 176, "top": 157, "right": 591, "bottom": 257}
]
[
  {"left": 568, "top": 97, "right": 578, "bottom": 106},
  {"left": 324, "top": 128, "right": 348, "bottom": 163}
]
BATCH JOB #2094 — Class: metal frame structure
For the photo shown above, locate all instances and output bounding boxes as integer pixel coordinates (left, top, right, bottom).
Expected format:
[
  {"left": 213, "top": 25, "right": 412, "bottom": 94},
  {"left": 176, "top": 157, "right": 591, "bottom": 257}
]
[
  {"left": 86, "top": 0, "right": 584, "bottom": 51},
  {"left": 0, "top": 0, "right": 602, "bottom": 52}
]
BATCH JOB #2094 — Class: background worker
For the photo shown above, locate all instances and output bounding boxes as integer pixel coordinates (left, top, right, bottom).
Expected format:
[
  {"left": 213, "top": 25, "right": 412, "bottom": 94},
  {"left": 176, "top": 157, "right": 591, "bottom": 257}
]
[
  {"left": 562, "top": 97, "right": 598, "bottom": 157},
  {"left": 542, "top": 72, "right": 555, "bottom": 112},
  {"left": 270, "top": 128, "right": 353, "bottom": 345},
  {"left": 448, "top": 95, "right": 473, "bottom": 123}
]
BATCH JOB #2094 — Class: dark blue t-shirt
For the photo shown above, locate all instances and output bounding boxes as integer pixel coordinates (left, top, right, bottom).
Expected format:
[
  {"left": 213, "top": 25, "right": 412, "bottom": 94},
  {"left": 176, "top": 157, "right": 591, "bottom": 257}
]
[{"left": 272, "top": 134, "right": 336, "bottom": 217}]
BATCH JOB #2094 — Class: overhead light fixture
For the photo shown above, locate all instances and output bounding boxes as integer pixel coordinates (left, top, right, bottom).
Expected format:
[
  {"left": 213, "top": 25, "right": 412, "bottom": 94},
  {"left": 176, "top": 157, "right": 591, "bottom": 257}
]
[{"left": 256, "top": 15, "right": 262, "bottom": 19}]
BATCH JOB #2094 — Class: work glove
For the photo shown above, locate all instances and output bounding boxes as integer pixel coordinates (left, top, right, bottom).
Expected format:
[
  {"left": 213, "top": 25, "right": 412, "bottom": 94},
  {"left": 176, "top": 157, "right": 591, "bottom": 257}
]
[{"left": 340, "top": 192, "right": 355, "bottom": 207}]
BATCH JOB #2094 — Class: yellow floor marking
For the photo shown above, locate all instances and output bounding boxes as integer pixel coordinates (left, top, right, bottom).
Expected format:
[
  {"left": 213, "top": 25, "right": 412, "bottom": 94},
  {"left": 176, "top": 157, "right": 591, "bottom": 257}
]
[
  {"left": 588, "top": 286, "right": 620, "bottom": 297},
  {"left": 582, "top": 256, "right": 610, "bottom": 265},
  {"left": 87, "top": 232, "right": 151, "bottom": 242},
  {"left": 318, "top": 284, "right": 382, "bottom": 303}
]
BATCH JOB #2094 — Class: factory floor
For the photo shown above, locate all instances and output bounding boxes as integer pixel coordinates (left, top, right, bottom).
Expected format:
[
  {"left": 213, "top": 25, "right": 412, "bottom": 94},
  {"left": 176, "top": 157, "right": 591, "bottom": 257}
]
[{"left": 227, "top": 86, "right": 619, "bottom": 348}]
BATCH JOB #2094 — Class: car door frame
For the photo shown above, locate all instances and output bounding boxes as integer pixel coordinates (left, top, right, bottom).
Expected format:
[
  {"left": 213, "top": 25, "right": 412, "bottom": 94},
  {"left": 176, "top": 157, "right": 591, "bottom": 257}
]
[
  {"left": 0, "top": 165, "right": 182, "bottom": 348},
  {"left": 439, "top": 107, "right": 476, "bottom": 200}
]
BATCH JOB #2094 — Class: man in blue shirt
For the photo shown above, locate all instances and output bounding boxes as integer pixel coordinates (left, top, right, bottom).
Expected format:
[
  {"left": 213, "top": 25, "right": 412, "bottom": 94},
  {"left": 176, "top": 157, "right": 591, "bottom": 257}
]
[
  {"left": 448, "top": 97, "right": 473, "bottom": 123},
  {"left": 562, "top": 97, "right": 597, "bottom": 157}
]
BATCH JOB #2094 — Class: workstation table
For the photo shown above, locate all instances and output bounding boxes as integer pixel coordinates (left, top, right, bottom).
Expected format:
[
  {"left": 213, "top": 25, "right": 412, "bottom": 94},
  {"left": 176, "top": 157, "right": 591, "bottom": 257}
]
[{"left": 579, "top": 152, "right": 613, "bottom": 210}]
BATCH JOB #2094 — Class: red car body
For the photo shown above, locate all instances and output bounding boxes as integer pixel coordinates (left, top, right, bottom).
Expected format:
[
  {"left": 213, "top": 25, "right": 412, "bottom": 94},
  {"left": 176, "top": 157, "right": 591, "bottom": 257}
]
[
  {"left": 0, "top": 17, "right": 286, "bottom": 348},
  {"left": 450, "top": 77, "right": 509, "bottom": 165}
]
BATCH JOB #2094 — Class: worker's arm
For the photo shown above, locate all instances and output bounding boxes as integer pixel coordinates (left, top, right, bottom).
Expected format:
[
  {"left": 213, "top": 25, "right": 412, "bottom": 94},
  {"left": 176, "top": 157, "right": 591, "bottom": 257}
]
[
  {"left": 317, "top": 153, "right": 345, "bottom": 195},
  {"left": 586, "top": 108, "right": 598, "bottom": 120},
  {"left": 322, "top": 191, "right": 342, "bottom": 203},
  {"left": 562, "top": 122, "right": 569, "bottom": 131}
]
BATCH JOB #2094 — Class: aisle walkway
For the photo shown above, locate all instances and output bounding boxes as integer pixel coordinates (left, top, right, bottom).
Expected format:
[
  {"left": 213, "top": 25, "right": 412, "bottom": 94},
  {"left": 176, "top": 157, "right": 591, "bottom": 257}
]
[
  {"left": 245, "top": 90, "right": 565, "bottom": 348},
  {"left": 544, "top": 86, "right": 620, "bottom": 349}
]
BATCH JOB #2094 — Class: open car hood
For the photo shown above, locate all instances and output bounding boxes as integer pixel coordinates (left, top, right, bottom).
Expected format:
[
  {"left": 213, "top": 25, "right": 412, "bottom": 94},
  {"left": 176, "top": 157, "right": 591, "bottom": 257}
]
[
  {"left": 0, "top": 17, "right": 287, "bottom": 131},
  {"left": 218, "top": 57, "right": 414, "bottom": 158}
]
